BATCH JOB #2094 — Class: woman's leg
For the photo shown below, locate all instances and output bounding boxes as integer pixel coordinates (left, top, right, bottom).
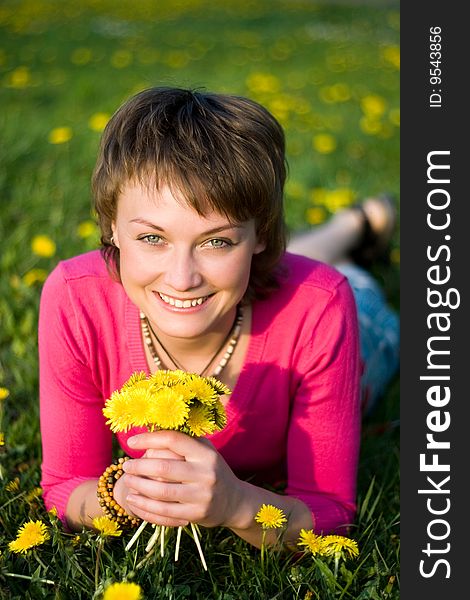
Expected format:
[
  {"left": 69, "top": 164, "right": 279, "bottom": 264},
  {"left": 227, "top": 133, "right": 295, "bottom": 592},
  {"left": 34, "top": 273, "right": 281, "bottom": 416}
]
[
  {"left": 287, "top": 196, "right": 396, "bottom": 266},
  {"left": 334, "top": 261, "right": 399, "bottom": 414},
  {"left": 287, "top": 197, "right": 400, "bottom": 414}
]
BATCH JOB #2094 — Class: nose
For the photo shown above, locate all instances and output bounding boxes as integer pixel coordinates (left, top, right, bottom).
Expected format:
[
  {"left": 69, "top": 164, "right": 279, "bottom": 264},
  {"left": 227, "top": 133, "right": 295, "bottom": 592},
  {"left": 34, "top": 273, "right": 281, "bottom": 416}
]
[{"left": 162, "top": 247, "right": 203, "bottom": 291}]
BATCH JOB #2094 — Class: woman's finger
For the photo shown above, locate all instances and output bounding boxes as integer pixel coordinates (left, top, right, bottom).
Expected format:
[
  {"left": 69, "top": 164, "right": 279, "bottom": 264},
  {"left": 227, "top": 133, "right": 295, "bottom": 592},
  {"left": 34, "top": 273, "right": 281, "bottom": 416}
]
[
  {"left": 126, "top": 493, "right": 199, "bottom": 525},
  {"left": 128, "top": 429, "right": 211, "bottom": 460},
  {"left": 123, "top": 473, "right": 202, "bottom": 504},
  {"left": 123, "top": 456, "right": 192, "bottom": 483}
]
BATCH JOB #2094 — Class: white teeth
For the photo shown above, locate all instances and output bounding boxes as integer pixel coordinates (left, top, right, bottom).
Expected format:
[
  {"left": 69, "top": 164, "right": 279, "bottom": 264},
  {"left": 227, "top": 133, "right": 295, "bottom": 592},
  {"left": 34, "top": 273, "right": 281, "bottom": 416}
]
[{"left": 158, "top": 293, "right": 207, "bottom": 308}]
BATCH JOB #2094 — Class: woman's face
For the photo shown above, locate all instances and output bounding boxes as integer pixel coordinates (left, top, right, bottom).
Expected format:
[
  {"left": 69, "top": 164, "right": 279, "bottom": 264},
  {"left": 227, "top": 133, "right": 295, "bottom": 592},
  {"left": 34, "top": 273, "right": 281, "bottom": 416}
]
[{"left": 112, "top": 181, "right": 265, "bottom": 340}]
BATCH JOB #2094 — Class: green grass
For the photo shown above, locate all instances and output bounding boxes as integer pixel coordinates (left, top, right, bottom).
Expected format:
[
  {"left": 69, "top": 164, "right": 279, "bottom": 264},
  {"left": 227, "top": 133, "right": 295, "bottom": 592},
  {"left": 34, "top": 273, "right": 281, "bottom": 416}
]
[{"left": 0, "top": 1, "right": 399, "bottom": 598}]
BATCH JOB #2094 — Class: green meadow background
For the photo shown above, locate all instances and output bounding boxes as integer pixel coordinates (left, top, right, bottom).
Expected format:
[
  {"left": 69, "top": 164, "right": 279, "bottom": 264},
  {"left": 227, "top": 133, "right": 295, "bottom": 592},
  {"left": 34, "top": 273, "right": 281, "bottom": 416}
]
[{"left": 0, "top": 1, "right": 400, "bottom": 598}]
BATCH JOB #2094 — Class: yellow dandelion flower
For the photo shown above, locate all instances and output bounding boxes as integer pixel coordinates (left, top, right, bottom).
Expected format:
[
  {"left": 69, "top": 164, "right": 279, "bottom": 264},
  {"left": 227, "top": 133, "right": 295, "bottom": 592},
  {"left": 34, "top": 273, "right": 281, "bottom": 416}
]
[
  {"left": 92, "top": 516, "right": 122, "bottom": 537},
  {"left": 150, "top": 388, "right": 189, "bottom": 430},
  {"left": 321, "top": 535, "right": 359, "bottom": 559},
  {"left": 10, "top": 275, "right": 21, "bottom": 289},
  {"left": 125, "top": 387, "right": 159, "bottom": 428},
  {"left": 205, "top": 376, "right": 231, "bottom": 397},
  {"left": 31, "top": 235, "right": 56, "bottom": 258},
  {"left": 360, "top": 94, "right": 387, "bottom": 118},
  {"left": 312, "top": 133, "right": 337, "bottom": 155},
  {"left": 48, "top": 126, "right": 73, "bottom": 144},
  {"left": 121, "top": 371, "right": 149, "bottom": 390},
  {"left": 309, "top": 187, "right": 328, "bottom": 207},
  {"left": 246, "top": 72, "right": 281, "bottom": 94},
  {"left": 6, "top": 66, "right": 31, "bottom": 88},
  {"left": 297, "top": 529, "right": 326, "bottom": 555},
  {"left": 184, "top": 375, "right": 218, "bottom": 405},
  {"left": 0, "top": 432, "right": 4, "bottom": 446},
  {"left": 150, "top": 369, "right": 186, "bottom": 388},
  {"left": 111, "top": 50, "right": 132, "bottom": 69},
  {"left": 382, "top": 45, "right": 400, "bottom": 70},
  {"left": 319, "top": 83, "right": 351, "bottom": 104},
  {"left": 48, "top": 506, "right": 58, "bottom": 518},
  {"left": 360, "top": 116, "right": 382, "bottom": 136},
  {"left": 103, "top": 390, "right": 134, "bottom": 433},
  {"left": 255, "top": 504, "right": 287, "bottom": 529},
  {"left": 186, "top": 404, "right": 217, "bottom": 437},
  {"left": 324, "top": 188, "right": 355, "bottom": 212},
  {"left": 306, "top": 207, "right": 326, "bottom": 225},
  {"left": 211, "top": 398, "right": 227, "bottom": 431},
  {"left": 104, "top": 373, "right": 158, "bottom": 431},
  {"left": 88, "top": 112, "right": 110, "bottom": 132},
  {"left": 165, "top": 381, "right": 198, "bottom": 404},
  {"left": 77, "top": 220, "right": 98, "bottom": 239},
  {"left": 5, "top": 477, "right": 20, "bottom": 492},
  {"left": 268, "top": 95, "right": 291, "bottom": 116},
  {"left": 71, "top": 47, "right": 92, "bottom": 65},
  {"left": 25, "top": 487, "right": 42, "bottom": 503},
  {"left": 103, "top": 581, "right": 143, "bottom": 600},
  {"left": 285, "top": 180, "right": 307, "bottom": 201},
  {"left": 72, "top": 534, "right": 81, "bottom": 546},
  {"left": 163, "top": 50, "right": 190, "bottom": 69},
  {"left": 8, "top": 520, "right": 49, "bottom": 554},
  {"left": 0, "top": 388, "right": 10, "bottom": 401},
  {"left": 23, "top": 268, "right": 48, "bottom": 286}
]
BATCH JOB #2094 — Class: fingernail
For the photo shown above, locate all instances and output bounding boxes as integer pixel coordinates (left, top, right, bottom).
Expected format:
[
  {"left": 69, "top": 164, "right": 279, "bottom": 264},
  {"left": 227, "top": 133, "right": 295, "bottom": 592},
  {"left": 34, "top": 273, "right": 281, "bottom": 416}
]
[{"left": 128, "top": 437, "right": 136, "bottom": 447}]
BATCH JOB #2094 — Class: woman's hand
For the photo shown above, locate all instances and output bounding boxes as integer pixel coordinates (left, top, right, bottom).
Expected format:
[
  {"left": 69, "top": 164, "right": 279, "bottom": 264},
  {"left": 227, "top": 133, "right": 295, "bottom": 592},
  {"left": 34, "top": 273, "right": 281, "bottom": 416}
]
[{"left": 119, "top": 430, "right": 244, "bottom": 529}]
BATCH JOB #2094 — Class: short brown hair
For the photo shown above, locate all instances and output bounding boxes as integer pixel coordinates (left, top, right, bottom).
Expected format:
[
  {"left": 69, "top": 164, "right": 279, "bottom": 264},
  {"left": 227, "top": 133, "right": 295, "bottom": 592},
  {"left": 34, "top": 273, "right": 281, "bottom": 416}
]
[{"left": 92, "top": 86, "right": 287, "bottom": 299}]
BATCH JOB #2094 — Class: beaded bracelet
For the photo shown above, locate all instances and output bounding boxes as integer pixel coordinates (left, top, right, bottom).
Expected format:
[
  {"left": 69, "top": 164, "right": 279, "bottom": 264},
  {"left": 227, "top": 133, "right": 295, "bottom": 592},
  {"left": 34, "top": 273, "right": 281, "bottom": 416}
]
[{"left": 97, "top": 457, "right": 141, "bottom": 527}]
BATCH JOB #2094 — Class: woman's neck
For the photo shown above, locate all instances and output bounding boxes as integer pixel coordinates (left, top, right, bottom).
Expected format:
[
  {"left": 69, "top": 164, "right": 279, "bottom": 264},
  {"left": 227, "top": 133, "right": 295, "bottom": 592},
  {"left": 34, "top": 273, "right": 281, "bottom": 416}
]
[{"left": 147, "top": 307, "right": 238, "bottom": 374}]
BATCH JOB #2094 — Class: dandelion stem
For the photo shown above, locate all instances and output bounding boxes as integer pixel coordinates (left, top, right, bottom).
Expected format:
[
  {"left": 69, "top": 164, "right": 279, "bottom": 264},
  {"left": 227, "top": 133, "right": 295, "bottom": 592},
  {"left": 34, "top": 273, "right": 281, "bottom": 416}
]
[
  {"left": 175, "top": 526, "right": 183, "bottom": 562},
  {"left": 125, "top": 519, "right": 148, "bottom": 551},
  {"left": 33, "top": 550, "right": 48, "bottom": 572},
  {"left": 160, "top": 525, "right": 166, "bottom": 557},
  {"left": 260, "top": 530, "right": 266, "bottom": 571},
  {"left": 94, "top": 538, "right": 104, "bottom": 591},
  {"left": 0, "top": 491, "right": 27, "bottom": 511},
  {"left": 135, "top": 545, "right": 156, "bottom": 570},
  {"left": 145, "top": 525, "right": 161, "bottom": 553},
  {"left": 334, "top": 553, "right": 340, "bottom": 578},
  {"left": 190, "top": 522, "right": 207, "bottom": 571},
  {"left": 5, "top": 573, "right": 55, "bottom": 585}
]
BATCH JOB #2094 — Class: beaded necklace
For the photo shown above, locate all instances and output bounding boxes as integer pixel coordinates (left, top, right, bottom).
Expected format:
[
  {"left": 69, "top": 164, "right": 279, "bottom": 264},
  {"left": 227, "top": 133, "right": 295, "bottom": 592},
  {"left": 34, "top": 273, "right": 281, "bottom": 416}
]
[{"left": 140, "top": 305, "right": 243, "bottom": 377}]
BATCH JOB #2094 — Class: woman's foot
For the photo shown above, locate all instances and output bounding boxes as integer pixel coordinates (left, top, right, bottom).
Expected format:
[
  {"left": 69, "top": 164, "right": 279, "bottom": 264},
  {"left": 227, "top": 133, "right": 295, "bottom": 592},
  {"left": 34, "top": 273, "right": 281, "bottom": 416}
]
[{"left": 349, "top": 194, "right": 397, "bottom": 268}]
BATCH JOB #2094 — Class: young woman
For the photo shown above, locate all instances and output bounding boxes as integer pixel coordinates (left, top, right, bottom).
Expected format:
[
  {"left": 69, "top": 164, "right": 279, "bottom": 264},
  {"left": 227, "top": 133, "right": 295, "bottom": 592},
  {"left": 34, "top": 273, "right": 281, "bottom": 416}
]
[{"left": 39, "top": 87, "right": 398, "bottom": 549}]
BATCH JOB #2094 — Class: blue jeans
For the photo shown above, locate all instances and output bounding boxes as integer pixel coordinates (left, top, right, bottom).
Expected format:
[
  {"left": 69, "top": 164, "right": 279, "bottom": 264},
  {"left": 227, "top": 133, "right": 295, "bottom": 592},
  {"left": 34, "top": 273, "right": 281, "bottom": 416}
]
[{"left": 336, "top": 263, "right": 400, "bottom": 415}]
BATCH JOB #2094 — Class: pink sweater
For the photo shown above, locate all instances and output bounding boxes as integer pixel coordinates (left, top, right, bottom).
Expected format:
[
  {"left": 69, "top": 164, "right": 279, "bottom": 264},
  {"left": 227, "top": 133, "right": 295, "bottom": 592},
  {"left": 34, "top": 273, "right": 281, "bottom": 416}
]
[{"left": 39, "top": 250, "right": 361, "bottom": 534}]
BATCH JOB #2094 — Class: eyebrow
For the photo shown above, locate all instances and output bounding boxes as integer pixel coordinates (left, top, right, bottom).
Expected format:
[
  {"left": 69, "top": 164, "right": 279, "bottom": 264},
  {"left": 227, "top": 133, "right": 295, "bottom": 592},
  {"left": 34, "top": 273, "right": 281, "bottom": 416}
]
[{"left": 128, "top": 218, "right": 245, "bottom": 236}]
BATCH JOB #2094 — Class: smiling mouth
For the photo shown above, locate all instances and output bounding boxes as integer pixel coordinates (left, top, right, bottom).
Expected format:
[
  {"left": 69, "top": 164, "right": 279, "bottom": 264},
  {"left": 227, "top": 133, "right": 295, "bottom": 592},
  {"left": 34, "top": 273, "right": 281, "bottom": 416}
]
[{"left": 158, "top": 292, "right": 211, "bottom": 308}]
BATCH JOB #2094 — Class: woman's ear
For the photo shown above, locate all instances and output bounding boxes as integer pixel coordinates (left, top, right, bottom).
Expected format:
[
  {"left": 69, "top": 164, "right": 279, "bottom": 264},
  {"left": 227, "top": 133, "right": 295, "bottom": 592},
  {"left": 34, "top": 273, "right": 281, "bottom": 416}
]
[
  {"left": 253, "top": 239, "right": 267, "bottom": 255},
  {"left": 111, "top": 223, "right": 119, "bottom": 248}
]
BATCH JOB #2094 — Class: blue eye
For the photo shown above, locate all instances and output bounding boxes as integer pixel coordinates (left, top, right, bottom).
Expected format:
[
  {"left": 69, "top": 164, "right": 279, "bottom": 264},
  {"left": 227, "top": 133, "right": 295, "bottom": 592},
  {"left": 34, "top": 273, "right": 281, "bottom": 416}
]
[
  {"left": 141, "top": 235, "right": 162, "bottom": 245},
  {"left": 207, "top": 238, "right": 231, "bottom": 249}
]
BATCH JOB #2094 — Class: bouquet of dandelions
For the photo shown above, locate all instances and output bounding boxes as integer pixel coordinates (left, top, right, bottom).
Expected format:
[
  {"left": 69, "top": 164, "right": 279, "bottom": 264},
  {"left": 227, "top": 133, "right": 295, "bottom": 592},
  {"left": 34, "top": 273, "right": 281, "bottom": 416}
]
[{"left": 102, "top": 369, "right": 230, "bottom": 570}]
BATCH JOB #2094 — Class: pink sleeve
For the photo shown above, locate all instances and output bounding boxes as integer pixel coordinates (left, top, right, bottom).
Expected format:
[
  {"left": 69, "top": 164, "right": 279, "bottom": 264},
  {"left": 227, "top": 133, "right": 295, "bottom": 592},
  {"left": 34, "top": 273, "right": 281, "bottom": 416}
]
[
  {"left": 38, "top": 265, "right": 113, "bottom": 523},
  {"left": 286, "top": 279, "right": 362, "bottom": 534}
]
